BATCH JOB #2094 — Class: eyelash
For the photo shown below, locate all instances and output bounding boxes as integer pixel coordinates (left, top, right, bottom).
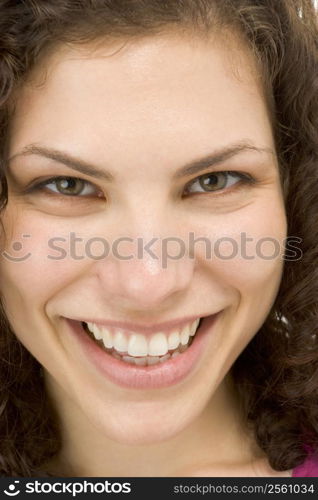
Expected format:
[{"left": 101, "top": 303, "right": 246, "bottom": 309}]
[
  {"left": 27, "top": 171, "right": 255, "bottom": 199},
  {"left": 183, "top": 171, "right": 255, "bottom": 197},
  {"left": 26, "top": 176, "right": 103, "bottom": 198}
]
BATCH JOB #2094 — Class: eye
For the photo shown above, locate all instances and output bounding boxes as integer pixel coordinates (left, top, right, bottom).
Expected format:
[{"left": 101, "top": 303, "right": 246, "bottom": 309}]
[
  {"left": 183, "top": 171, "right": 254, "bottom": 195},
  {"left": 28, "top": 176, "right": 104, "bottom": 198}
]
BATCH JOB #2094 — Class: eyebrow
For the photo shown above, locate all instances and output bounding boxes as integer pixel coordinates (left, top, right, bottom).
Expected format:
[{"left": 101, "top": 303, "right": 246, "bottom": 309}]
[{"left": 8, "top": 141, "right": 275, "bottom": 181}]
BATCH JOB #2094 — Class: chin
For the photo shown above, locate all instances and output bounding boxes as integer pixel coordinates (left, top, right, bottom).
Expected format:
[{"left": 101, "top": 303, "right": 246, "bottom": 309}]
[{"left": 91, "top": 411, "right": 191, "bottom": 446}]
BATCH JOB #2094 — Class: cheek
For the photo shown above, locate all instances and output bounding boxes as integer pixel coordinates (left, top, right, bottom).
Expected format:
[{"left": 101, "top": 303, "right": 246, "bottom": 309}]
[
  {"left": 0, "top": 211, "right": 87, "bottom": 369},
  {"left": 192, "top": 197, "right": 287, "bottom": 298},
  {"left": 0, "top": 211, "right": 85, "bottom": 324}
]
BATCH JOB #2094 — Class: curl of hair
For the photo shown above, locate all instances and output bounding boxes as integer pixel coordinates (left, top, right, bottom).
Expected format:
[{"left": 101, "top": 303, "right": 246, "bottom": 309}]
[{"left": 0, "top": 0, "right": 317, "bottom": 476}]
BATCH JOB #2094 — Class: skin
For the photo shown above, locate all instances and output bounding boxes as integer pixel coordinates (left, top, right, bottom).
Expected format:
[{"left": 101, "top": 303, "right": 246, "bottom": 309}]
[{"left": 0, "top": 31, "right": 291, "bottom": 476}]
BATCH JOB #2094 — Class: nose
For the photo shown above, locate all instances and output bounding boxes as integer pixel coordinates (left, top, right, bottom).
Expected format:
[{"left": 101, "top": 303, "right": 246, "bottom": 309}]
[{"left": 93, "top": 231, "right": 196, "bottom": 313}]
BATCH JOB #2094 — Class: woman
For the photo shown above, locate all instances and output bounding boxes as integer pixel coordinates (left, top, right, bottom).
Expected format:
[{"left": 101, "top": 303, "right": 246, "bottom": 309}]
[{"left": 0, "top": 0, "right": 317, "bottom": 477}]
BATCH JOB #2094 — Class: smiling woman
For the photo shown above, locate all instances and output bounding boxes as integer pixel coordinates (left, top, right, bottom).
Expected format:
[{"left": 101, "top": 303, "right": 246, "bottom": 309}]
[{"left": 0, "top": 0, "right": 317, "bottom": 478}]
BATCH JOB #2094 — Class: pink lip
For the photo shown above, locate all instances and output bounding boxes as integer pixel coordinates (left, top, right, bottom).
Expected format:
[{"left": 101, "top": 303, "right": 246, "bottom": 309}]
[
  {"left": 68, "top": 315, "right": 202, "bottom": 335},
  {"left": 65, "top": 313, "right": 221, "bottom": 390}
]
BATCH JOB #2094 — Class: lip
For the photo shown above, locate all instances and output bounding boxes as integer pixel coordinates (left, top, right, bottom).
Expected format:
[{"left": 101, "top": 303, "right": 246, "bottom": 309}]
[
  {"left": 67, "top": 315, "right": 202, "bottom": 335},
  {"left": 65, "top": 312, "right": 221, "bottom": 390}
]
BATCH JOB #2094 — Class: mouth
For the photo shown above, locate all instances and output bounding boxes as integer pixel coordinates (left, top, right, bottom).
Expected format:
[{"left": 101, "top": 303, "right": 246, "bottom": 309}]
[
  {"left": 81, "top": 317, "right": 201, "bottom": 367},
  {"left": 65, "top": 313, "right": 220, "bottom": 389}
]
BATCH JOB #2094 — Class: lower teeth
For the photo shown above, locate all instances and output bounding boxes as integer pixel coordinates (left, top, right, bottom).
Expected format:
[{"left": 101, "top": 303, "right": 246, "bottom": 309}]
[{"left": 109, "top": 341, "right": 191, "bottom": 366}]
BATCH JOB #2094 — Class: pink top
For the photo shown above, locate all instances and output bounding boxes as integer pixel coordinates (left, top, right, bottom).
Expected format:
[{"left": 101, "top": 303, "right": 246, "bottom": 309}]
[{"left": 292, "top": 447, "right": 318, "bottom": 477}]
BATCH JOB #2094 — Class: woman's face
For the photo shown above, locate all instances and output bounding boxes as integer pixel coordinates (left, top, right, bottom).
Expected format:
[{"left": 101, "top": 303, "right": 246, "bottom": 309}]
[{"left": 0, "top": 33, "right": 286, "bottom": 445}]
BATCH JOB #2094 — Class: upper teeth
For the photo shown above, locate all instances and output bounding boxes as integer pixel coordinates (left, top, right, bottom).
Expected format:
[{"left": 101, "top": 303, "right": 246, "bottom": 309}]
[{"left": 86, "top": 318, "right": 200, "bottom": 357}]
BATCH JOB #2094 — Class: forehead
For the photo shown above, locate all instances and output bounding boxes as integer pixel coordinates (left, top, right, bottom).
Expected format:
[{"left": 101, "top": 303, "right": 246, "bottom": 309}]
[{"left": 9, "top": 33, "right": 273, "bottom": 166}]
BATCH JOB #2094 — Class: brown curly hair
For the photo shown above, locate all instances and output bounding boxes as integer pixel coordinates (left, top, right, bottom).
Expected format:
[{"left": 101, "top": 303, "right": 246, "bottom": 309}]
[{"left": 0, "top": 0, "right": 317, "bottom": 477}]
